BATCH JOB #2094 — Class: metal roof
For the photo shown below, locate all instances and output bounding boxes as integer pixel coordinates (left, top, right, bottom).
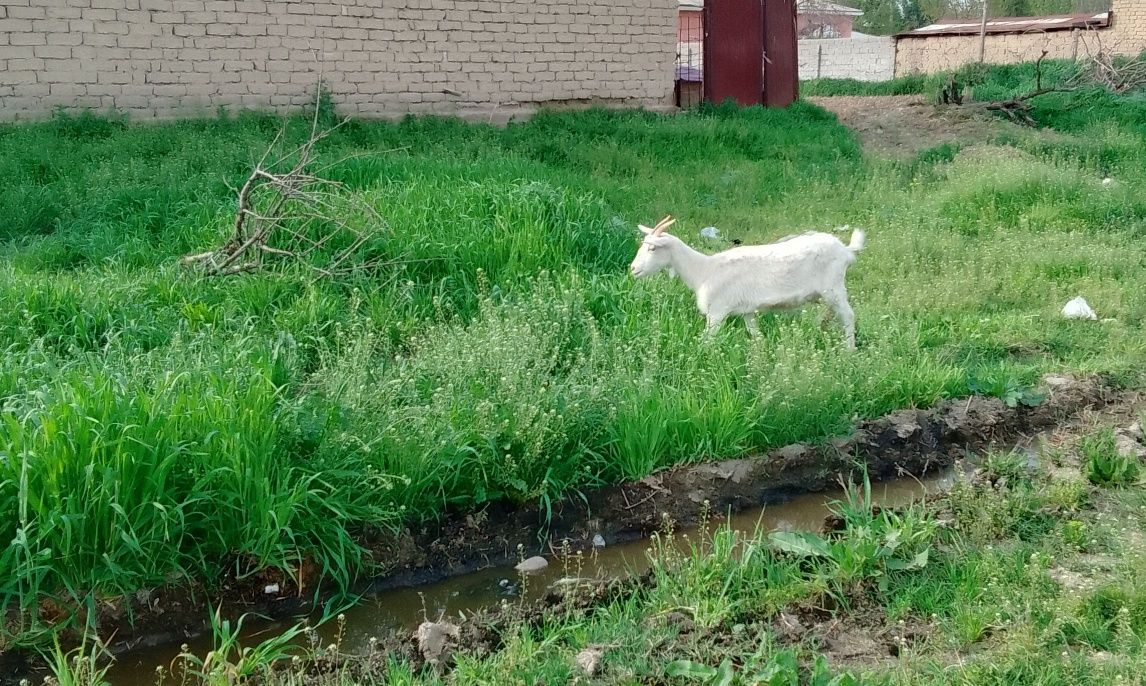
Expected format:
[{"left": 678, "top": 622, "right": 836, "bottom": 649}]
[
  {"left": 797, "top": 0, "right": 863, "bottom": 17},
  {"left": 898, "top": 11, "right": 1109, "bottom": 37}
]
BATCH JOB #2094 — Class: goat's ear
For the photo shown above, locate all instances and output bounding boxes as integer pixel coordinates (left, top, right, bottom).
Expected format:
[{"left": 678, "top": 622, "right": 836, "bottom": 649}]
[{"left": 638, "top": 224, "right": 653, "bottom": 235}]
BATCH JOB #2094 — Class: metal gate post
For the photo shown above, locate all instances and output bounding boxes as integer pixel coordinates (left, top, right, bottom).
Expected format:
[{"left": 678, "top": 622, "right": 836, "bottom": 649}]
[{"left": 763, "top": 0, "right": 798, "bottom": 107}]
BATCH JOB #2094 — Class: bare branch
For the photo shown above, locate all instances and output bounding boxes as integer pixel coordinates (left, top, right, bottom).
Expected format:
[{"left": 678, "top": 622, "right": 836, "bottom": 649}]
[
  {"left": 181, "top": 70, "right": 398, "bottom": 279},
  {"left": 970, "top": 35, "right": 1146, "bottom": 127}
]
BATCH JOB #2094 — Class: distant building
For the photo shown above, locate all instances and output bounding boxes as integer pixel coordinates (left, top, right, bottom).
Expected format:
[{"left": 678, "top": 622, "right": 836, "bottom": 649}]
[
  {"left": 796, "top": 0, "right": 864, "bottom": 38},
  {"left": 678, "top": 0, "right": 863, "bottom": 43}
]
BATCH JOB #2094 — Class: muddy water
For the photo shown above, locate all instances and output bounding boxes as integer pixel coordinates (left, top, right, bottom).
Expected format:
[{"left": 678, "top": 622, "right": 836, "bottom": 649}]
[{"left": 104, "top": 468, "right": 959, "bottom": 684}]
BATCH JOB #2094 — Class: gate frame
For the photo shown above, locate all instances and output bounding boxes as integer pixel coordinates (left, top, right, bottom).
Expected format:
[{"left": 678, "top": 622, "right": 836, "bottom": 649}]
[
  {"left": 685, "top": 0, "right": 797, "bottom": 109},
  {"left": 763, "top": 0, "right": 798, "bottom": 107}
]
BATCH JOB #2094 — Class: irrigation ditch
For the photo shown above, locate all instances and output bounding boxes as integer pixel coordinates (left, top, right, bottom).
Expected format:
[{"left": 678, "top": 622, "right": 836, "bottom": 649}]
[{"left": 1, "top": 373, "right": 1117, "bottom": 684}]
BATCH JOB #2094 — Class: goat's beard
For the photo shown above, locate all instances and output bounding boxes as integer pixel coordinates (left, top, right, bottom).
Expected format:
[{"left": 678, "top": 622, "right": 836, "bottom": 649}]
[{"left": 666, "top": 267, "right": 677, "bottom": 279}]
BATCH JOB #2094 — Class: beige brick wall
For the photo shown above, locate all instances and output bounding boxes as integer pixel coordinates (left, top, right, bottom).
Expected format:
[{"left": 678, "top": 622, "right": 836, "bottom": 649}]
[
  {"left": 1106, "top": 0, "right": 1146, "bottom": 56},
  {"left": 895, "top": 30, "right": 1085, "bottom": 75},
  {"left": 894, "top": 0, "right": 1145, "bottom": 76},
  {"left": 0, "top": 0, "right": 677, "bottom": 121}
]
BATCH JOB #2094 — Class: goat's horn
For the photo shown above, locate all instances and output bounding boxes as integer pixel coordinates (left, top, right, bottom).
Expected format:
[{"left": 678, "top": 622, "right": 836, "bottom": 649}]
[{"left": 652, "top": 215, "right": 675, "bottom": 236}]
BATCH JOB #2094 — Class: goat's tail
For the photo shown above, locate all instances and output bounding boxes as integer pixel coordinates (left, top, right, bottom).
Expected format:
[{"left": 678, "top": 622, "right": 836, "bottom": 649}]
[{"left": 847, "top": 229, "right": 866, "bottom": 254}]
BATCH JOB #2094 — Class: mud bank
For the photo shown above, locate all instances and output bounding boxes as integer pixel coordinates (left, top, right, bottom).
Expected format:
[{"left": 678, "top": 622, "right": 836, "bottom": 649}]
[
  {"left": 366, "top": 374, "right": 1109, "bottom": 587},
  {"left": 0, "top": 374, "right": 1113, "bottom": 682}
]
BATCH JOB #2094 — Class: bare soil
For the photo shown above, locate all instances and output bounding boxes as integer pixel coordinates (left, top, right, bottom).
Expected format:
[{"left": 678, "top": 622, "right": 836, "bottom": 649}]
[{"left": 808, "top": 95, "right": 1015, "bottom": 159}]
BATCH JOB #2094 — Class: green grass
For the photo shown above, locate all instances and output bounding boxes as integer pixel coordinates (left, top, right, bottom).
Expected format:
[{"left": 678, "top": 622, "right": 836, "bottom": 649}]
[
  {"left": 801, "top": 58, "right": 1142, "bottom": 103},
  {"left": 3, "top": 66, "right": 1146, "bottom": 647},
  {"left": 1082, "top": 428, "right": 1142, "bottom": 487},
  {"left": 801, "top": 71, "right": 952, "bottom": 97},
  {"left": 135, "top": 450, "right": 1146, "bottom": 686}
]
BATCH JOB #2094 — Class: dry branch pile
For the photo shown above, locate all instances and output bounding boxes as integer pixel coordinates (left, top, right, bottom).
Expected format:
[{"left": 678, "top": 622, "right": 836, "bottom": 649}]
[
  {"left": 1083, "top": 49, "right": 1146, "bottom": 94},
  {"left": 182, "top": 98, "right": 394, "bottom": 278},
  {"left": 982, "top": 38, "right": 1146, "bottom": 126}
]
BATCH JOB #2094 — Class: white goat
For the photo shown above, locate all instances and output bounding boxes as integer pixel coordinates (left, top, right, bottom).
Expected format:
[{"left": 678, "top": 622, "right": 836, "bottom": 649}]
[{"left": 629, "top": 216, "right": 865, "bottom": 349}]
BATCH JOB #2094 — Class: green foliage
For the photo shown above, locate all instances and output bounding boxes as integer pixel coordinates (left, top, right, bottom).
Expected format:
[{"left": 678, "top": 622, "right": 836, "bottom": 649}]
[
  {"left": 968, "top": 375, "right": 1046, "bottom": 408},
  {"left": 648, "top": 522, "right": 813, "bottom": 630},
  {"left": 2, "top": 61, "right": 1146, "bottom": 648},
  {"left": 946, "top": 469, "right": 1057, "bottom": 542},
  {"left": 769, "top": 474, "right": 937, "bottom": 594},
  {"left": 41, "top": 633, "right": 112, "bottom": 686},
  {"left": 802, "top": 58, "right": 1096, "bottom": 102},
  {"left": 127, "top": 433, "right": 1146, "bottom": 685},
  {"left": 1082, "top": 429, "right": 1141, "bottom": 487},
  {"left": 172, "top": 609, "right": 308, "bottom": 685},
  {"left": 666, "top": 652, "right": 865, "bottom": 686},
  {"left": 983, "top": 449, "right": 1034, "bottom": 484}
]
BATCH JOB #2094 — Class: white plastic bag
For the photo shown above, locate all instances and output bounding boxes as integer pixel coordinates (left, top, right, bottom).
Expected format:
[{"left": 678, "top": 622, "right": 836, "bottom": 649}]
[{"left": 1062, "top": 296, "right": 1097, "bottom": 320}]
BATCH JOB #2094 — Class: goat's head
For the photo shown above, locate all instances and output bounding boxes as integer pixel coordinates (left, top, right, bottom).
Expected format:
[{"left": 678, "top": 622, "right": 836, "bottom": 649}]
[{"left": 630, "top": 215, "right": 676, "bottom": 279}]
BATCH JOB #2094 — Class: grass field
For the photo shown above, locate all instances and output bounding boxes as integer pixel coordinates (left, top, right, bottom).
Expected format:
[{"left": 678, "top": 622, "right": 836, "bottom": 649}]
[
  {"left": 236, "top": 419, "right": 1146, "bottom": 686},
  {"left": 3, "top": 62, "right": 1146, "bottom": 652}
]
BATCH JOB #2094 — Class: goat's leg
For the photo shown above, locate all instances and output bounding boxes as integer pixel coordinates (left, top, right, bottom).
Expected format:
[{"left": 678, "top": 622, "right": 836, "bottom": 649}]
[
  {"left": 703, "top": 311, "right": 727, "bottom": 341},
  {"left": 822, "top": 289, "right": 856, "bottom": 351},
  {"left": 743, "top": 314, "right": 761, "bottom": 338}
]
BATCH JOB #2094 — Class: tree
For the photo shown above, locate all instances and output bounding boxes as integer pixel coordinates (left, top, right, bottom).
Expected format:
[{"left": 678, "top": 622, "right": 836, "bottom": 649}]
[
  {"left": 990, "top": 0, "right": 1032, "bottom": 15},
  {"left": 852, "top": 0, "right": 935, "bottom": 35},
  {"left": 900, "top": 0, "right": 933, "bottom": 30},
  {"left": 853, "top": 0, "right": 903, "bottom": 35}
]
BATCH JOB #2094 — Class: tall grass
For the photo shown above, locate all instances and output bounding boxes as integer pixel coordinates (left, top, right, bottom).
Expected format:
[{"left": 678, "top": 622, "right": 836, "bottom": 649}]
[
  {"left": 2, "top": 70, "right": 1146, "bottom": 641},
  {"left": 800, "top": 59, "right": 1094, "bottom": 100}
]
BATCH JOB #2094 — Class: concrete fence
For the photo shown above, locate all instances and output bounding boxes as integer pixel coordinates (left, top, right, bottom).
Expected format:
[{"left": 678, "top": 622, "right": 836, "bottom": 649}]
[
  {"left": 896, "top": 26, "right": 1096, "bottom": 74},
  {"left": 796, "top": 0, "right": 1144, "bottom": 83},
  {"left": 0, "top": 0, "right": 678, "bottom": 122},
  {"left": 798, "top": 36, "right": 895, "bottom": 81},
  {"left": 894, "top": 0, "right": 1146, "bottom": 76}
]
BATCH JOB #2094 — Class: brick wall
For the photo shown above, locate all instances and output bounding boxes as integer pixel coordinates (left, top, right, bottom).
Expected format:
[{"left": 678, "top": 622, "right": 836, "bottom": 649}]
[
  {"left": 895, "top": 0, "right": 1144, "bottom": 76},
  {"left": 799, "top": 37, "right": 894, "bottom": 81},
  {"left": 895, "top": 29, "right": 1088, "bottom": 75},
  {"left": 0, "top": 0, "right": 678, "bottom": 121},
  {"left": 1107, "top": 0, "right": 1146, "bottom": 56}
]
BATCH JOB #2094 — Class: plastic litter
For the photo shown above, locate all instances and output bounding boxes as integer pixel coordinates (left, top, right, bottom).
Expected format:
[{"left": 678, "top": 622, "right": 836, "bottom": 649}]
[
  {"left": 699, "top": 226, "right": 720, "bottom": 239},
  {"left": 1062, "top": 296, "right": 1097, "bottom": 320}
]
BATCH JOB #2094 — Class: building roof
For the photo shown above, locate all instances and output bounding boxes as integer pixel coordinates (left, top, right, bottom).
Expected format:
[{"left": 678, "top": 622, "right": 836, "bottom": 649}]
[
  {"left": 898, "top": 11, "right": 1109, "bottom": 37},
  {"left": 678, "top": 0, "right": 863, "bottom": 16},
  {"left": 797, "top": 0, "right": 863, "bottom": 17}
]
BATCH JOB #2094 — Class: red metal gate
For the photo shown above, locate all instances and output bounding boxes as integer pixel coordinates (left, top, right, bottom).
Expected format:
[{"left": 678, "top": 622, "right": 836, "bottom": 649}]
[
  {"left": 677, "top": 0, "right": 797, "bottom": 109},
  {"left": 762, "top": 0, "right": 798, "bottom": 107},
  {"left": 702, "top": 0, "right": 763, "bottom": 106}
]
